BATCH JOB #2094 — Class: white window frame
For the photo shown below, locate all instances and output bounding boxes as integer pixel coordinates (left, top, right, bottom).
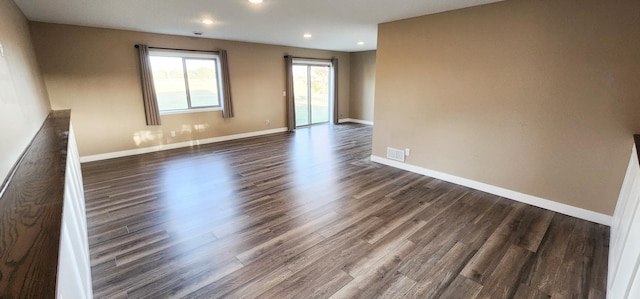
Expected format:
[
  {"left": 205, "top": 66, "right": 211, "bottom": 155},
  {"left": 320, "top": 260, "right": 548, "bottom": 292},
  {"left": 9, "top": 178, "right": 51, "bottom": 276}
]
[{"left": 149, "top": 50, "right": 224, "bottom": 115}]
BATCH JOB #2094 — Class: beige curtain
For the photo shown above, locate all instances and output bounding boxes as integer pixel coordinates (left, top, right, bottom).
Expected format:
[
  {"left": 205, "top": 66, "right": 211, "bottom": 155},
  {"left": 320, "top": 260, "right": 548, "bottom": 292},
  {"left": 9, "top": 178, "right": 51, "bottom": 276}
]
[
  {"left": 332, "top": 57, "right": 339, "bottom": 124},
  {"left": 285, "top": 55, "right": 296, "bottom": 132},
  {"left": 136, "top": 44, "right": 161, "bottom": 126},
  {"left": 219, "top": 49, "right": 234, "bottom": 118}
]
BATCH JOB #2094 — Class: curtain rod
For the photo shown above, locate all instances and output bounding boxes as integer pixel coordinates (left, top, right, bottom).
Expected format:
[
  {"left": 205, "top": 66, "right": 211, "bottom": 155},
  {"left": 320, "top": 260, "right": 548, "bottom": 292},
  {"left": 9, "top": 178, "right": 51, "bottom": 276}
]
[
  {"left": 134, "top": 44, "right": 219, "bottom": 53},
  {"left": 284, "top": 55, "right": 334, "bottom": 61}
]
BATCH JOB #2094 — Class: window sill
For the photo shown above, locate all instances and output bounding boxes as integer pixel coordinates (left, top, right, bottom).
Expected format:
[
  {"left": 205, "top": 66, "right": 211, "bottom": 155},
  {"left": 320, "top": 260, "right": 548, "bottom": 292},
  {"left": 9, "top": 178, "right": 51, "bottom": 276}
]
[{"left": 160, "top": 107, "right": 222, "bottom": 115}]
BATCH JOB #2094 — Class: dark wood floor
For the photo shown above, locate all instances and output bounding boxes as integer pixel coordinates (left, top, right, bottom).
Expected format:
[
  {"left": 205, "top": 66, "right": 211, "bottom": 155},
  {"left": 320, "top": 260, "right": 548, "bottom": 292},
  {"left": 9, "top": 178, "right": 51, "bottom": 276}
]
[{"left": 82, "top": 123, "right": 609, "bottom": 299}]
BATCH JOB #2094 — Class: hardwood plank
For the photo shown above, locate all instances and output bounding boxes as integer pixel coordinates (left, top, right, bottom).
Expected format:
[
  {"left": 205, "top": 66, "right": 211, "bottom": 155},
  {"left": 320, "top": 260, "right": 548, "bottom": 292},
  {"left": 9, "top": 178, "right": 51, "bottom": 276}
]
[
  {"left": 331, "top": 240, "right": 417, "bottom": 298},
  {"left": 475, "top": 245, "right": 533, "bottom": 299},
  {"left": 285, "top": 218, "right": 380, "bottom": 274},
  {"left": 183, "top": 232, "right": 327, "bottom": 298},
  {"left": 91, "top": 232, "right": 223, "bottom": 294},
  {"left": 461, "top": 203, "right": 540, "bottom": 284},
  {"left": 515, "top": 208, "right": 554, "bottom": 252},
  {"left": 521, "top": 214, "right": 577, "bottom": 294},
  {"left": 345, "top": 218, "right": 426, "bottom": 277},
  {"left": 90, "top": 227, "right": 170, "bottom": 266},
  {"left": 512, "top": 283, "right": 551, "bottom": 299},
  {"left": 258, "top": 270, "right": 353, "bottom": 298},
  {"left": 0, "top": 111, "right": 71, "bottom": 298},
  {"left": 316, "top": 195, "right": 394, "bottom": 238},
  {"left": 589, "top": 288, "right": 606, "bottom": 299},
  {"left": 235, "top": 211, "right": 339, "bottom": 264},
  {"left": 258, "top": 268, "right": 352, "bottom": 299},
  {"left": 222, "top": 265, "right": 294, "bottom": 298},
  {"left": 401, "top": 242, "right": 477, "bottom": 298},
  {"left": 590, "top": 224, "right": 609, "bottom": 294},
  {"left": 125, "top": 257, "right": 244, "bottom": 298},
  {"left": 459, "top": 195, "right": 514, "bottom": 249},
  {"left": 375, "top": 274, "right": 417, "bottom": 298},
  {"left": 440, "top": 275, "right": 483, "bottom": 299},
  {"left": 550, "top": 219, "right": 596, "bottom": 298}
]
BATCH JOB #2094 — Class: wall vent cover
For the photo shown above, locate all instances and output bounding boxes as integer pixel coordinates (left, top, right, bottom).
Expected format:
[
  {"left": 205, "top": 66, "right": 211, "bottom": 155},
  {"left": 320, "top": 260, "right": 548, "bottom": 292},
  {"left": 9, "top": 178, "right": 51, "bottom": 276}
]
[{"left": 387, "top": 147, "right": 405, "bottom": 162}]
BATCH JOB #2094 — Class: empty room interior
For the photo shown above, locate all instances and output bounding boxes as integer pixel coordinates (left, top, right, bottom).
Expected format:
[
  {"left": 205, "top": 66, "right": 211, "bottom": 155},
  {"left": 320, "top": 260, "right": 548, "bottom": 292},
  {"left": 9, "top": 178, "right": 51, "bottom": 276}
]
[{"left": 2, "top": 0, "right": 640, "bottom": 298}]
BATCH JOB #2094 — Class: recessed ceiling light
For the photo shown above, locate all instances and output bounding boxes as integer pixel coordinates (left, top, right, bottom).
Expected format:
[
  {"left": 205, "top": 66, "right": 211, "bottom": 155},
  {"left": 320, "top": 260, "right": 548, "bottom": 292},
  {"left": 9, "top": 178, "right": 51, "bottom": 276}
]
[
  {"left": 357, "top": 41, "right": 365, "bottom": 45},
  {"left": 303, "top": 33, "right": 312, "bottom": 38},
  {"left": 249, "top": 0, "right": 263, "bottom": 3},
  {"left": 202, "top": 19, "right": 214, "bottom": 25}
]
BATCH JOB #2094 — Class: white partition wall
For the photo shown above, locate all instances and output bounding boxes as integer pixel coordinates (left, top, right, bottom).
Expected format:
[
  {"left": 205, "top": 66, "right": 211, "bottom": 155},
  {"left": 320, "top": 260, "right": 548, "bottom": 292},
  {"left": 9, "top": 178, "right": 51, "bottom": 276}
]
[
  {"left": 57, "top": 124, "right": 93, "bottom": 299},
  {"left": 608, "top": 143, "right": 640, "bottom": 298}
]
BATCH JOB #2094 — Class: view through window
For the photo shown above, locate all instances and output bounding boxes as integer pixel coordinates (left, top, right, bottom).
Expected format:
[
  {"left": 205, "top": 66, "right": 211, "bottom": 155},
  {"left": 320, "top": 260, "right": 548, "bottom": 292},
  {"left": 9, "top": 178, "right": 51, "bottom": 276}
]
[
  {"left": 149, "top": 51, "right": 222, "bottom": 113},
  {"left": 293, "top": 62, "right": 331, "bottom": 126}
]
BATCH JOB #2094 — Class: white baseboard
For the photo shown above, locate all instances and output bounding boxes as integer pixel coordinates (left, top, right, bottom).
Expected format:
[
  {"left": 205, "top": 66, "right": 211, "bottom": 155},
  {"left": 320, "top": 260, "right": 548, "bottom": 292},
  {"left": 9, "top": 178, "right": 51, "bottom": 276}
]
[
  {"left": 339, "top": 118, "right": 374, "bottom": 125},
  {"left": 80, "top": 127, "right": 288, "bottom": 163},
  {"left": 370, "top": 155, "right": 612, "bottom": 226}
]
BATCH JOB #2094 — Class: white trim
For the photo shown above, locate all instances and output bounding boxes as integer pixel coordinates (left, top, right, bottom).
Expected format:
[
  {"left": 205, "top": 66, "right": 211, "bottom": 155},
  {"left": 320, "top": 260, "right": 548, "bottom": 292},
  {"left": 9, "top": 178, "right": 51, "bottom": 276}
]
[
  {"left": 80, "top": 127, "right": 288, "bottom": 163},
  {"left": 149, "top": 49, "right": 219, "bottom": 58},
  {"left": 608, "top": 144, "right": 640, "bottom": 298},
  {"left": 370, "top": 155, "right": 612, "bottom": 226},
  {"left": 292, "top": 58, "right": 332, "bottom": 66},
  {"left": 159, "top": 106, "right": 222, "bottom": 115},
  {"left": 339, "top": 118, "right": 374, "bottom": 126}
]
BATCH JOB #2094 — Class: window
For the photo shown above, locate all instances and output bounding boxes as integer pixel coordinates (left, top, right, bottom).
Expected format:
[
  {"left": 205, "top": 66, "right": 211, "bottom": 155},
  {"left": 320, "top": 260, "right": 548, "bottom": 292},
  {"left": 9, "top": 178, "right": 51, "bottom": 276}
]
[{"left": 149, "top": 50, "right": 223, "bottom": 113}]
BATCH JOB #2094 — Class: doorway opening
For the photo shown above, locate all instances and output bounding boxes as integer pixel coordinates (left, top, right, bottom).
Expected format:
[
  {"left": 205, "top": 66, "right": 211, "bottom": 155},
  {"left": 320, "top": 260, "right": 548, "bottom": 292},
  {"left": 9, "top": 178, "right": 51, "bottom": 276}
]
[{"left": 292, "top": 61, "right": 333, "bottom": 127}]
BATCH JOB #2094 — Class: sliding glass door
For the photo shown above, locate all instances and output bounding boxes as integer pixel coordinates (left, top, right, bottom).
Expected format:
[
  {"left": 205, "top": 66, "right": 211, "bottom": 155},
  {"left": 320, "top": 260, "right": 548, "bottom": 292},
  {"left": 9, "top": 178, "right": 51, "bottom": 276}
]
[{"left": 293, "top": 64, "right": 330, "bottom": 126}]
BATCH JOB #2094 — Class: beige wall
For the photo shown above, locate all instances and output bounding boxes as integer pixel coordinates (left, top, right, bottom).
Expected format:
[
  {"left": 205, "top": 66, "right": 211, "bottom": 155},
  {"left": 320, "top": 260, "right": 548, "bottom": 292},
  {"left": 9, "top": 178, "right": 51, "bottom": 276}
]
[
  {"left": 349, "top": 50, "right": 376, "bottom": 122},
  {"left": 373, "top": 0, "right": 640, "bottom": 215},
  {"left": 0, "top": 1, "right": 51, "bottom": 183},
  {"left": 29, "top": 23, "right": 350, "bottom": 157}
]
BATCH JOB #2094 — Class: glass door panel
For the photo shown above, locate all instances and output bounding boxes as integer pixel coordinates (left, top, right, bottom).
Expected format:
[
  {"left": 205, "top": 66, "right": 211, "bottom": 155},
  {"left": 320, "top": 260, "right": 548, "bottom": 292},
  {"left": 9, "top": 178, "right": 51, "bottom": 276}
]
[
  {"left": 293, "top": 65, "right": 310, "bottom": 126},
  {"left": 293, "top": 63, "right": 331, "bottom": 127},
  {"left": 310, "top": 66, "right": 330, "bottom": 124}
]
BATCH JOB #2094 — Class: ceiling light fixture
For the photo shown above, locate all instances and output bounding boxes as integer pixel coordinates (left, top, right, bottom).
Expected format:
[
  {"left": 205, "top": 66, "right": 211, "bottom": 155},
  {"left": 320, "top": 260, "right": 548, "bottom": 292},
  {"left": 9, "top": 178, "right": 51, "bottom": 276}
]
[
  {"left": 303, "top": 33, "right": 312, "bottom": 38},
  {"left": 202, "top": 19, "right": 214, "bottom": 25},
  {"left": 249, "top": 0, "right": 263, "bottom": 3},
  {"left": 357, "top": 41, "right": 365, "bottom": 45}
]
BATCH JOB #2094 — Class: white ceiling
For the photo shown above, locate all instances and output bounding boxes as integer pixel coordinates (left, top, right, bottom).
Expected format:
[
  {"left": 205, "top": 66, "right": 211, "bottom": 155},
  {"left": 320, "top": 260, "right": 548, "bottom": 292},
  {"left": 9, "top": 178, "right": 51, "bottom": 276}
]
[{"left": 14, "top": 0, "right": 502, "bottom": 52}]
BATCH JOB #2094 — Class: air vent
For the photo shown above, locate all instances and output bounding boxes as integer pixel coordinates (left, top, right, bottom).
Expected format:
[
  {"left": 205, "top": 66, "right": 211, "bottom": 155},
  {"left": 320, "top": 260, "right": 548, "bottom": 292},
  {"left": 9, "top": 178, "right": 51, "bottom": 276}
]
[{"left": 386, "top": 147, "right": 405, "bottom": 162}]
